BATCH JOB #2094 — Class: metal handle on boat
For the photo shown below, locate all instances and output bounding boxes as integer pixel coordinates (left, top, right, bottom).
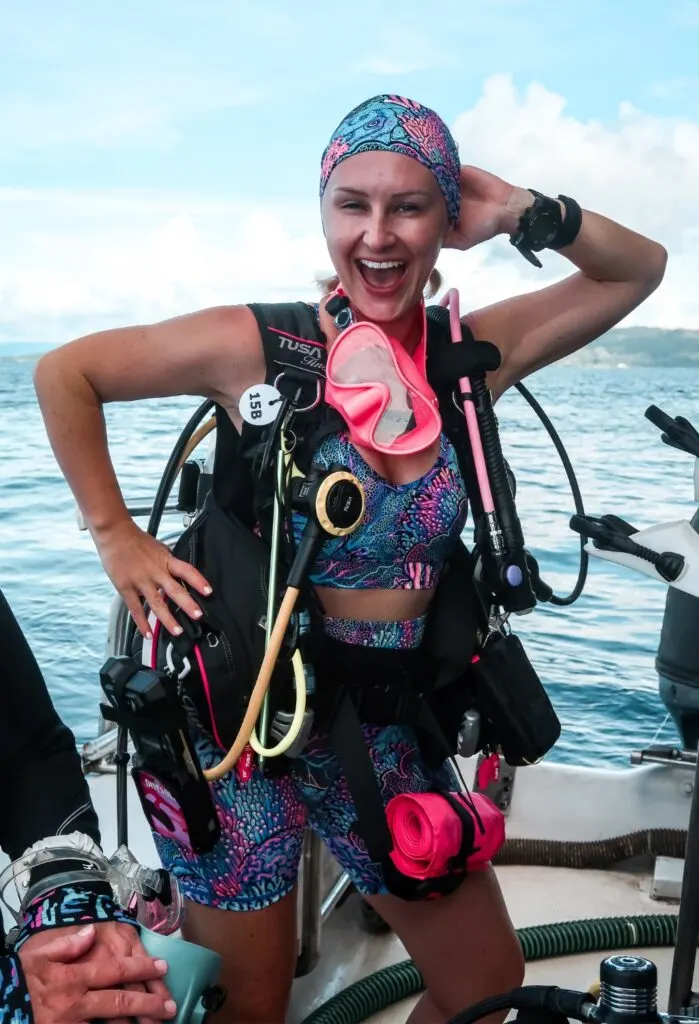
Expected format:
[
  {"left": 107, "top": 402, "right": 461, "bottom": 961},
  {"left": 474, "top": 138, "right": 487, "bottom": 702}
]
[{"left": 630, "top": 747, "right": 697, "bottom": 769}]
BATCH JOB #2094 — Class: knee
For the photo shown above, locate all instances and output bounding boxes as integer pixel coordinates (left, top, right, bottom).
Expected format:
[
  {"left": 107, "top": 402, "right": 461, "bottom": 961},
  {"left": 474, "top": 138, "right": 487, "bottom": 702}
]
[
  {"left": 482, "top": 929, "right": 525, "bottom": 1013},
  {"left": 499, "top": 932, "right": 526, "bottom": 992},
  {"left": 442, "top": 928, "right": 525, "bottom": 1020},
  {"left": 472, "top": 929, "right": 525, "bottom": 1000}
]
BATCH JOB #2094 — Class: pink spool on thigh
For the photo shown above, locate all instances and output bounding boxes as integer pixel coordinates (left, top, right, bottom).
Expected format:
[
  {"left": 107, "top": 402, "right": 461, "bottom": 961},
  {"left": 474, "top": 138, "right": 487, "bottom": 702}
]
[{"left": 386, "top": 791, "right": 505, "bottom": 879}]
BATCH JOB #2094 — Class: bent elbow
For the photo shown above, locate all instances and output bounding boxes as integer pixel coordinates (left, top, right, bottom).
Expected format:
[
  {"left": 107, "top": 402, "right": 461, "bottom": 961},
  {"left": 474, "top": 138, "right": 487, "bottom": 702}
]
[
  {"left": 644, "top": 242, "right": 668, "bottom": 293},
  {"left": 33, "top": 347, "right": 57, "bottom": 400},
  {"left": 33, "top": 342, "right": 81, "bottom": 402}
]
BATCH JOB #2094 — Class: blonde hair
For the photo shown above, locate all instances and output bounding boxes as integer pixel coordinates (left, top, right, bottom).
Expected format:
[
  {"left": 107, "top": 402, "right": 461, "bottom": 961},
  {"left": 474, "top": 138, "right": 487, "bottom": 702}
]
[{"left": 316, "top": 267, "right": 443, "bottom": 302}]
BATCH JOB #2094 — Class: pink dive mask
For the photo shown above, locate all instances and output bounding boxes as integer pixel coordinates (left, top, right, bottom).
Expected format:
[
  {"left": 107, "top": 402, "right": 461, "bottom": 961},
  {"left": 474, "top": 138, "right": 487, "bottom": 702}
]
[{"left": 324, "top": 302, "right": 442, "bottom": 456}]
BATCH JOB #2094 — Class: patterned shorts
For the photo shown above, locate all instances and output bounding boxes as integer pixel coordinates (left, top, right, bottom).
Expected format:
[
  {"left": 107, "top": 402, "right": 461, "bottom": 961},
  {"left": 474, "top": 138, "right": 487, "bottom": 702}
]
[{"left": 152, "top": 720, "right": 455, "bottom": 912}]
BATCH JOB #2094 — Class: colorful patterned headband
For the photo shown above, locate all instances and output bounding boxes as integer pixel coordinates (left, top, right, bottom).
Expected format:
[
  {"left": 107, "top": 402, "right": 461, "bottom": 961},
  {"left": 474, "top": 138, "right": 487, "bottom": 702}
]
[{"left": 320, "top": 94, "right": 461, "bottom": 224}]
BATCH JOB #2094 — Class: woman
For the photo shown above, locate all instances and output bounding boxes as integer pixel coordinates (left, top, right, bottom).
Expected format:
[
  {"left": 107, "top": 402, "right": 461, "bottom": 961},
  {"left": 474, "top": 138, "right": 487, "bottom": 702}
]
[{"left": 33, "top": 94, "right": 666, "bottom": 1023}]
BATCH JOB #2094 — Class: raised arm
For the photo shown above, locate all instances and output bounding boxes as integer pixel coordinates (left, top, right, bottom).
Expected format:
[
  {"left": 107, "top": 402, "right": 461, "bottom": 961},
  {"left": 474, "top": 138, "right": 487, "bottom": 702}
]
[
  {"left": 447, "top": 169, "right": 667, "bottom": 399},
  {"left": 33, "top": 304, "right": 265, "bottom": 636}
]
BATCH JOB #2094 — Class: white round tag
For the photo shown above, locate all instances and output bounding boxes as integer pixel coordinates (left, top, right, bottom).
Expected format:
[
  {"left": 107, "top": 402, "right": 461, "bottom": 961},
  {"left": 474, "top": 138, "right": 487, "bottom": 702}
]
[{"left": 238, "top": 384, "right": 283, "bottom": 426}]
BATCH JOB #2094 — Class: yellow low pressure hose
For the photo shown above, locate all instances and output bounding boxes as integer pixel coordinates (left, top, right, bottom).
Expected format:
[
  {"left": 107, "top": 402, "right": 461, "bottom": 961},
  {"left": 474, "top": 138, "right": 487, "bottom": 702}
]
[
  {"left": 202, "top": 466, "right": 366, "bottom": 781},
  {"left": 203, "top": 586, "right": 301, "bottom": 781},
  {"left": 249, "top": 649, "right": 307, "bottom": 757}
]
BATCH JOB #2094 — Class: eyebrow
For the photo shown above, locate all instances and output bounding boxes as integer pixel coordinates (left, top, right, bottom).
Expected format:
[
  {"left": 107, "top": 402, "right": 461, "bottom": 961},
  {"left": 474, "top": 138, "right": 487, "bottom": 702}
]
[{"left": 333, "top": 187, "right": 433, "bottom": 199}]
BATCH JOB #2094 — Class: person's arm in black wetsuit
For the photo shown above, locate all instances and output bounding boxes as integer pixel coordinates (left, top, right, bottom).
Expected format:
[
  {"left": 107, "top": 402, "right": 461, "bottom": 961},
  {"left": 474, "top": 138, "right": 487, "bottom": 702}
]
[
  {"left": 0, "top": 587, "right": 175, "bottom": 1023},
  {"left": 0, "top": 586, "right": 100, "bottom": 859}
]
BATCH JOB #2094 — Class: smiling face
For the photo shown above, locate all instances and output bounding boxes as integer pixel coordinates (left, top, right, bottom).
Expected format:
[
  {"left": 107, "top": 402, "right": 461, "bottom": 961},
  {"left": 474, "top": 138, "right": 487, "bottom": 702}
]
[{"left": 321, "top": 150, "right": 450, "bottom": 327}]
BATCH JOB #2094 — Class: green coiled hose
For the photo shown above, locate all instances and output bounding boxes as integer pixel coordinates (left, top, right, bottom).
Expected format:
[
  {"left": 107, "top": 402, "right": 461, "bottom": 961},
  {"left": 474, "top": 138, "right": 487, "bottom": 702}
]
[{"left": 299, "top": 913, "right": 681, "bottom": 1024}]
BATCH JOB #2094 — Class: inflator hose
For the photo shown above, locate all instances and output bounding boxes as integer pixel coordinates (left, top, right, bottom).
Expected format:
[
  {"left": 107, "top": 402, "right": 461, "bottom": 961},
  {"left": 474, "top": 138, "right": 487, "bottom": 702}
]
[
  {"left": 470, "top": 374, "right": 526, "bottom": 554},
  {"left": 298, "top": 913, "right": 684, "bottom": 1024}
]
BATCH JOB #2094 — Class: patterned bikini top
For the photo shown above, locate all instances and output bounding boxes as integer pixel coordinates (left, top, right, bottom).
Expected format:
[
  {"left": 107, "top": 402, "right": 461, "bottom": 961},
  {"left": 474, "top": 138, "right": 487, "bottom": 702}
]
[{"left": 291, "top": 430, "right": 468, "bottom": 590}]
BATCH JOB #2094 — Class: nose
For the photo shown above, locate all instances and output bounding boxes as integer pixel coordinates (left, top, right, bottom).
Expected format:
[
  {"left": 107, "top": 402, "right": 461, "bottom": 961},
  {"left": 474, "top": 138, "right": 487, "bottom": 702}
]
[{"left": 363, "top": 209, "right": 396, "bottom": 251}]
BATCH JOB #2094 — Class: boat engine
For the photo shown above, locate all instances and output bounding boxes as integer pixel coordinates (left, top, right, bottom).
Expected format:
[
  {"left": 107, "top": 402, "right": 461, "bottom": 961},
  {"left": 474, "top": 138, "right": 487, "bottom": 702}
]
[{"left": 656, "top": 506, "right": 699, "bottom": 750}]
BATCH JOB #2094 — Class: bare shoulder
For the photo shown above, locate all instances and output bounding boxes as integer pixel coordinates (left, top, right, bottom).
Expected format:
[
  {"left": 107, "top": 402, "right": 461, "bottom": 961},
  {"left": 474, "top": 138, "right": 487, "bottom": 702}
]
[
  {"left": 159, "top": 302, "right": 268, "bottom": 400},
  {"left": 35, "top": 302, "right": 266, "bottom": 409}
]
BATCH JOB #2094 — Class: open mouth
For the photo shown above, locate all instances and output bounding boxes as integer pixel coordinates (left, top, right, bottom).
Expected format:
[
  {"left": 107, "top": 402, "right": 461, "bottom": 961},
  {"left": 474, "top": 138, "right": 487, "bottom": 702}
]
[{"left": 356, "top": 258, "right": 407, "bottom": 293}]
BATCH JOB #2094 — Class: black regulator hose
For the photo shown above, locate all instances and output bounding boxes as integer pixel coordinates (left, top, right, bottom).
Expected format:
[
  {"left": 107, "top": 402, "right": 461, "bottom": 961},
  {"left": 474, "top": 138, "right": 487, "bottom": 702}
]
[
  {"left": 447, "top": 984, "right": 596, "bottom": 1024},
  {"left": 513, "top": 381, "right": 588, "bottom": 607},
  {"left": 146, "top": 399, "right": 216, "bottom": 539},
  {"left": 123, "top": 398, "right": 216, "bottom": 655},
  {"left": 117, "top": 398, "right": 216, "bottom": 848}
]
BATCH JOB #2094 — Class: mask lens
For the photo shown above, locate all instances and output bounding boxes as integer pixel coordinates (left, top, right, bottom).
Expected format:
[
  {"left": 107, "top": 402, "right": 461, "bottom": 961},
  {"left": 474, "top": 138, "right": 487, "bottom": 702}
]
[{"left": 330, "top": 330, "right": 415, "bottom": 444}]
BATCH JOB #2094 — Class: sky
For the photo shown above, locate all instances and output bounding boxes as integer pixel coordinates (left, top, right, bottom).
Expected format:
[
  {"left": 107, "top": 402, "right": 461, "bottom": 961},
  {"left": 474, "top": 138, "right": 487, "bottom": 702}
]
[{"left": 1, "top": 0, "right": 699, "bottom": 346}]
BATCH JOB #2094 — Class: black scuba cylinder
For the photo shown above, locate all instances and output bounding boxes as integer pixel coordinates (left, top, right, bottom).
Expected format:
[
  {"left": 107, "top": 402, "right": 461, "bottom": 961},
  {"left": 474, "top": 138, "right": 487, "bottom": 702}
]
[
  {"left": 596, "top": 955, "right": 661, "bottom": 1023},
  {"left": 656, "top": 506, "right": 699, "bottom": 750}
]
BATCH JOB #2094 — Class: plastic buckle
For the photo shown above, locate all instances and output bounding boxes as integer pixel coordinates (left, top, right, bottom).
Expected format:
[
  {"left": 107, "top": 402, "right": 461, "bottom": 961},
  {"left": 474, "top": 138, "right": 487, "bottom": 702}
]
[
  {"left": 165, "top": 643, "right": 192, "bottom": 680},
  {"left": 269, "top": 709, "right": 315, "bottom": 758}
]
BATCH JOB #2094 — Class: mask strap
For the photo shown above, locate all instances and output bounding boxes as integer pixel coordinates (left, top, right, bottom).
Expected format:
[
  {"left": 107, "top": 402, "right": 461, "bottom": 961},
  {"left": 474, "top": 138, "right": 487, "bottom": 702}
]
[{"left": 325, "top": 290, "right": 429, "bottom": 376}]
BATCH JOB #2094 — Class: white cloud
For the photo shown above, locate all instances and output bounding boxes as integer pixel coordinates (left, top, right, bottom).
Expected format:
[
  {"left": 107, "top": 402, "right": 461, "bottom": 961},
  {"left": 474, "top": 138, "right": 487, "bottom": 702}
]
[
  {"left": 2, "top": 74, "right": 699, "bottom": 346},
  {"left": 446, "top": 74, "right": 699, "bottom": 328},
  {"left": 0, "top": 192, "right": 329, "bottom": 344}
]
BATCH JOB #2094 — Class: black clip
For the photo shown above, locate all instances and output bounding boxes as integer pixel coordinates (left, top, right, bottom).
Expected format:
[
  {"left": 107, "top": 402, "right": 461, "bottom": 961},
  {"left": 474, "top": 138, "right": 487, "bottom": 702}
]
[
  {"left": 257, "top": 393, "right": 293, "bottom": 480},
  {"left": 570, "top": 513, "right": 684, "bottom": 583},
  {"left": 326, "top": 293, "right": 353, "bottom": 329},
  {"left": 645, "top": 405, "right": 699, "bottom": 459}
]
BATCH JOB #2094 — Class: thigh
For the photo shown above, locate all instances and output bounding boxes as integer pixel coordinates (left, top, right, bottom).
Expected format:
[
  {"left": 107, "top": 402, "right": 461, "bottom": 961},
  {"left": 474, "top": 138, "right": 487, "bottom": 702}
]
[
  {"left": 152, "top": 730, "right": 308, "bottom": 912},
  {"left": 181, "top": 890, "right": 298, "bottom": 1024},
  {"left": 367, "top": 867, "right": 524, "bottom": 1022},
  {"left": 297, "top": 722, "right": 453, "bottom": 896}
]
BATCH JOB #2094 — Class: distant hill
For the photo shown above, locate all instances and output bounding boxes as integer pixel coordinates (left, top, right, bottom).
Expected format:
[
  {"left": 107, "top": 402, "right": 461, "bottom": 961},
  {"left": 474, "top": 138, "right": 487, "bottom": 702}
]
[
  {"left": 0, "top": 341, "right": 55, "bottom": 358},
  {"left": 1, "top": 326, "right": 698, "bottom": 367},
  {"left": 561, "top": 327, "right": 699, "bottom": 368}
]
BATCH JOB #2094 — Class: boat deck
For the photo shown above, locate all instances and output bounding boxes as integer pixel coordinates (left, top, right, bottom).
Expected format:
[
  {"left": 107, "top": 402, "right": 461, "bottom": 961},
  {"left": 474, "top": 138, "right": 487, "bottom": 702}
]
[
  {"left": 290, "top": 860, "right": 684, "bottom": 1023},
  {"left": 85, "top": 755, "right": 695, "bottom": 1023},
  {"left": 3, "top": 755, "right": 695, "bottom": 1022}
]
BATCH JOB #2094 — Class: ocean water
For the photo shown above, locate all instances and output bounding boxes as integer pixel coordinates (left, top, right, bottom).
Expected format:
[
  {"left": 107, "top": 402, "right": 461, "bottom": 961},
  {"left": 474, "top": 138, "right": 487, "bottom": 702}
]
[{"left": 1, "top": 355, "right": 697, "bottom": 767}]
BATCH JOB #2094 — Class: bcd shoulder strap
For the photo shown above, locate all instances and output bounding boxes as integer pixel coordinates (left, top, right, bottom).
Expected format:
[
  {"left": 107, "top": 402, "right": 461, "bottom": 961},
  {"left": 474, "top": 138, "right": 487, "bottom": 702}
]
[
  {"left": 239, "top": 299, "right": 494, "bottom": 505},
  {"left": 210, "top": 302, "right": 329, "bottom": 526},
  {"left": 246, "top": 301, "right": 340, "bottom": 474}
]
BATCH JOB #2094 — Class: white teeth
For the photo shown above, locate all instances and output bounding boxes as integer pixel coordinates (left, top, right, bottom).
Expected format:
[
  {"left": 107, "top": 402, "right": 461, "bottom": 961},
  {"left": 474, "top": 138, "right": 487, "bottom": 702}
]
[{"left": 359, "top": 259, "right": 404, "bottom": 270}]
